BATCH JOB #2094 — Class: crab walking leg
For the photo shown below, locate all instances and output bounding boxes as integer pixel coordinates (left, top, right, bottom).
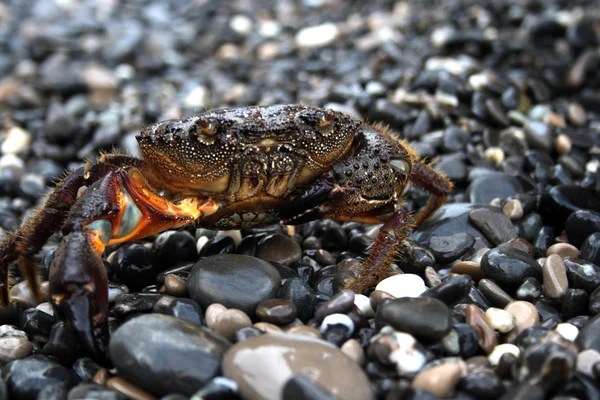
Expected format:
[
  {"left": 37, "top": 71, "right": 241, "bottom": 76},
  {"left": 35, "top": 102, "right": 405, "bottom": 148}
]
[
  {"left": 347, "top": 208, "right": 412, "bottom": 293},
  {"left": 49, "top": 168, "right": 215, "bottom": 362},
  {"left": 409, "top": 160, "right": 453, "bottom": 226}
]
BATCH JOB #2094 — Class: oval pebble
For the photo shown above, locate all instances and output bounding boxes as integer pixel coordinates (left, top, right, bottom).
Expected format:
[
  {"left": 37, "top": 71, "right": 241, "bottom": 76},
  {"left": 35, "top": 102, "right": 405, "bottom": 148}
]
[
  {"left": 488, "top": 344, "right": 520, "bottom": 366},
  {"left": 375, "top": 274, "right": 426, "bottom": 298}
]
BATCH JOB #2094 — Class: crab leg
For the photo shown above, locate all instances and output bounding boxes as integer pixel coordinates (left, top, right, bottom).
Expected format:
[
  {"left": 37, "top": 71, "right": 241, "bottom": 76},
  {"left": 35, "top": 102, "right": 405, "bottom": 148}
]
[{"left": 49, "top": 168, "right": 216, "bottom": 363}]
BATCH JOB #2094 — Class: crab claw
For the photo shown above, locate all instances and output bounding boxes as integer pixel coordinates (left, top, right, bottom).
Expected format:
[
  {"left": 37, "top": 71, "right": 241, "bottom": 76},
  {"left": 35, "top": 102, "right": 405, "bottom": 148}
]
[
  {"left": 280, "top": 180, "right": 337, "bottom": 224},
  {"left": 49, "top": 225, "right": 110, "bottom": 365}
]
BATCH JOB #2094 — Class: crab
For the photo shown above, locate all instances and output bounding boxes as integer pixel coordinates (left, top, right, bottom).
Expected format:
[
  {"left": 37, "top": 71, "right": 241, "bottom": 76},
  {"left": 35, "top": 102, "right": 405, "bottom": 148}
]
[{"left": 0, "top": 104, "right": 452, "bottom": 363}]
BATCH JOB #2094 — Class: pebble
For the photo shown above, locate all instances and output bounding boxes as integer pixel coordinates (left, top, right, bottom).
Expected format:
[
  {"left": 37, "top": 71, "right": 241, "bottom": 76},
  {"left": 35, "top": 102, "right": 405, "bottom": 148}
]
[
  {"left": 524, "top": 121, "right": 553, "bottom": 151},
  {"left": 468, "top": 210, "right": 517, "bottom": 245},
  {"left": 375, "top": 274, "right": 427, "bottom": 298},
  {"left": 465, "top": 304, "right": 498, "bottom": 354},
  {"left": 295, "top": 23, "right": 340, "bottom": 48},
  {"left": 255, "top": 299, "right": 297, "bottom": 325},
  {"left": 253, "top": 322, "right": 283, "bottom": 334},
  {"left": 504, "top": 301, "right": 540, "bottom": 336},
  {"left": 423, "top": 274, "right": 472, "bottom": 307},
  {"left": 458, "top": 370, "right": 504, "bottom": 399},
  {"left": 1, "top": 126, "right": 31, "bottom": 155},
  {"left": 341, "top": 339, "right": 365, "bottom": 365},
  {"left": 164, "top": 298, "right": 204, "bottom": 326},
  {"left": 152, "top": 231, "right": 198, "bottom": 269},
  {"left": 191, "top": 377, "right": 239, "bottom": 400},
  {"left": 376, "top": 297, "right": 452, "bottom": 341},
  {"left": 68, "top": 383, "right": 126, "bottom": 400},
  {"left": 256, "top": 234, "right": 302, "bottom": 266},
  {"left": 106, "top": 377, "right": 155, "bottom": 400},
  {"left": 0, "top": 336, "right": 32, "bottom": 363},
  {"left": 278, "top": 278, "right": 318, "bottom": 323},
  {"left": 353, "top": 294, "right": 375, "bottom": 318},
  {"left": 564, "top": 258, "right": 600, "bottom": 293},
  {"left": 213, "top": 309, "right": 252, "bottom": 341},
  {"left": 478, "top": 279, "right": 514, "bottom": 308},
  {"left": 112, "top": 243, "right": 162, "bottom": 291},
  {"left": 576, "top": 313, "right": 600, "bottom": 352},
  {"left": 488, "top": 344, "right": 520, "bottom": 366},
  {"left": 481, "top": 247, "right": 542, "bottom": 290},
  {"left": 282, "top": 375, "right": 337, "bottom": 400},
  {"left": 543, "top": 254, "right": 569, "bottom": 300},
  {"left": 2, "top": 355, "right": 80, "bottom": 400},
  {"left": 555, "top": 323, "right": 579, "bottom": 342},
  {"left": 546, "top": 243, "right": 579, "bottom": 259},
  {"left": 503, "top": 199, "right": 524, "bottom": 221},
  {"left": 411, "top": 361, "right": 466, "bottom": 398},
  {"left": 188, "top": 255, "right": 281, "bottom": 316},
  {"left": 286, "top": 326, "right": 322, "bottom": 339},
  {"left": 163, "top": 275, "right": 188, "bottom": 297},
  {"left": 223, "top": 334, "right": 373, "bottom": 400},
  {"left": 109, "top": 314, "right": 231, "bottom": 396},
  {"left": 576, "top": 349, "right": 600, "bottom": 378},
  {"left": 369, "top": 327, "right": 428, "bottom": 376},
  {"left": 428, "top": 233, "right": 475, "bottom": 263},
  {"left": 450, "top": 261, "right": 483, "bottom": 281}
]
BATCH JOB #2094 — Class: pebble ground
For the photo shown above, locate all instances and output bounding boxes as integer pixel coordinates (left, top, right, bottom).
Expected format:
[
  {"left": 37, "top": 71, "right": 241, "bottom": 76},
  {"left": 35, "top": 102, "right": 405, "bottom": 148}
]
[{"left": 0, "top": 0, "right": 599, "bottom": 399}]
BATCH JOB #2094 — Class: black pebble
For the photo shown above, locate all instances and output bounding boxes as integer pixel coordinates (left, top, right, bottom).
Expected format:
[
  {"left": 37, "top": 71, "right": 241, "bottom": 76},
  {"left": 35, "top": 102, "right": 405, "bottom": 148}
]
[
  {"left": 68, "top": 383, "right": 126, "bottom": 400},
  {"left": 564, "top": 258, "right": 600, "bottom": 293},
  {"left": 481, "top": 247, "right": 542, "bottom": 291},
  {"left": 165, "top": 298, "right": 205, "bottom": 326},
  {"left": 41, "top": 321, "right": 79, "bottom": 365},
  {"left": 428, "top": 233, "right": 475, "bottom": 264},
  {"left": 112, "top": 243, "right": 162, "bottom": 291},
  {"left": 19, "top": 308, "right": 54, "bottom": 338},
  {"left": 566, "top": 210, "right": 600, "bottom": 248},
  {"left": 580, "top": 232, "right": 600, "bottom": 266},
  {"left": 278, "top": 278, "right": 317, "bottom": 323},
  {"left": 152, "top": 231, "right": 198, "bottom": 269},
  {"left": 199, "top": 235, "right": 236, "bottom": 257},
  {"left": 422, "top": 275, "right": 472, "bottom": 307}
]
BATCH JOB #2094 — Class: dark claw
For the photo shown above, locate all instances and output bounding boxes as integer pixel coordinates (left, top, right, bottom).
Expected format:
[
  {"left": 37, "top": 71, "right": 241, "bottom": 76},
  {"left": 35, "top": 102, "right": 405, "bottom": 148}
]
[
  {"left": 280, "top": 179, "right": 334, "bottom": 221},
  {"left": 54, "top": 291, "right": 110, "bottom": 365},
  {"left": 50, "top": 228, "right": 111, "bottom": 366}
]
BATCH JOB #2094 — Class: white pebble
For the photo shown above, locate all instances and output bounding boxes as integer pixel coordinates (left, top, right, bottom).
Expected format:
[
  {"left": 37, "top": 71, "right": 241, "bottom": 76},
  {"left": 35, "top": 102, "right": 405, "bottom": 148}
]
[
  {"left": 375, "top": 274, "right": 426, "bottom": 298},
  {"left": 217, "top": 230, "right": 242, "bottom": 247},
  {"left": 1, "top": 126, "right": 31, "bottom": 155},
  {"left": 485, "top": 307, "right": 516, "bottom": 333},
  {"left": 354, "top": 294, "right": 375, "bottom": 318},
  {"left": 196, "top": 236, "right": 210, "bottom": 254},
  {"left": 320, "top": 313, "right": 355, "bottom": 336},
  {"left": 488, "top": 344, "right": 520, "bottom": 366},
  {"left": 258, "top": 20, "right": 281, "bottom": 38},
  {"left": 295, "top": 23, "right": 339, "bottom": 48},
  {"left": 430, "top": 25, "right": 455, "bottom": 48},
  {"left": 425, "top": 55, "right": 479, "bottom": 75},
  {"left": 555, "top": 323, "right": 578, "bottom": 342},
  {"left": 230, "top": 15, "right": 253, "bottom": 36},
  {"left": 36, "top": 302, "right": 54, "bottom": 316},
  {"left": 0, "top": 325, "right": 27, "bottom": 339},
  {"left": 376, "top": 327, "right": 427, "bottom": 375},
  {"left": 0, "top": 154, "right": 24, "bottom": 169},
  {"left": 184, "top": 86, "right": 208, "bottom": 109}
]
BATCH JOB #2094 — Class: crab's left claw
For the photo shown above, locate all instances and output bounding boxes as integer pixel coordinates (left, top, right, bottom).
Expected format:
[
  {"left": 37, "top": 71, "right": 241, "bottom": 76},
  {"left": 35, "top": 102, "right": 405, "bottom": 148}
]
[{"left": 49, "top": 226, "right": 110, "bottom": 365}]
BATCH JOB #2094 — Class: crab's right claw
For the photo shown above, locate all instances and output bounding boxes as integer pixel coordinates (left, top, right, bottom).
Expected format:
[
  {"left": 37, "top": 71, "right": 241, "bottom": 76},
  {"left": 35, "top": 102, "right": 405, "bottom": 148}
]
[{"left": 49, "top": 226, "right": 110, "bottom": 365}]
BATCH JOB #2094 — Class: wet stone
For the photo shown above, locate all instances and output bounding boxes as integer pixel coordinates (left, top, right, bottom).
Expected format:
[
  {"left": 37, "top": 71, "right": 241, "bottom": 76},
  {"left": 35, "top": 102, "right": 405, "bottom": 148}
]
[
  {"left": 255, "top": 298, "right": 297, "bottom": 325},
  {"left": 163, "top": 274, "right": 188, "bottom": 297},
  {"left": 481, "top": 247, "right": 542, "bottom": 291},
  {"left": 188, "top": 255, "right": 281, "bottom": 316},
  {"left": 589, "top": 286, "right": 600, "bottom": 315},
  {"left": 153, "top": 231, "right": 198, "bottom": 269},
  {"left": 547, "top": 243, "right": 579, "bottom": 259},
  {"left": 564, "top": 258, "right": 600, "bottom": 293},
  {"left": 278, "top": 278, "right": 317, "bottom": 323},
  {"left": 504, "top": 301, "right": 540, "bottom": 336},
  {"left": 68, "top": 383, "right": 126, "bottom": 400},
  {"left": 412, "top": 361, "right": 466, "bottom": 398},
  {"left": 0, "top": 336, "right": 32, "bottom": 363},
  {"left": 458, "top": 370, "right": 505, "bottom": 399},
  {"left": 466, "top": 174, "right": 523, "bottom": 205},
  {"left": 534, "top": 226, "right": 555, "bottom": 259},
  {"left": 314, "top": 289, "right": 355, "bottom": 322},
  {"left": 212, "top": 309, "right": 252, "bottom": 342},
  {"left": 19, "top": 308, "right": 54, "bottom": 338},
  {"left": 223, "top": 334, "right": 373, "bottom": 400},
  {"left": 451, "top": 261, "right": 483, "bottom": 281},
  {"left": 72, "top": 357, "right": 102, "bottom": 382},
  {"left": 256, "top": 234, "right": 302, "bottom": 266},
  {"left": 478, "top": 279, "right": 514, "bottom": 308},
  {"left": 524, "top": 121, "right": 553, "bottom": 151},
  {"left": 543, "top": 255, "right": 569, "bottom": 300},
  {"left": 41, "top": 321, "right": 79, "bottom": 365},
  {"left": 428, "top": 233, "right": 475, "bottom": 264},
  {"left": 376, "top": 297, "right": 452, "bottom": 341},
  {"left": 566, "top": 210, "right": 600, "bottom": 248},
  {"left": 541, "top": 185, "right": 600, "bottom": 228},
  {"left": 561, "top": 289, "right": 589, "bottom": 319},
  {"left": 2, "top": 355, "right": 80, "bottom": 400},
  {"left": 110, "top": 314, "right": 230, "bottom": 396},
  {"left": 112, "top": 243, "right": 162, "bottom": 291},
  {"left": 164, "top": 298, "right": 205, "bottom": 326},
  {"left": 192, "top": 377, "right": 239, "bottom": 400},
  {"left": 465, "top": 304, "right": 498, "bottom": 354},
  {"left": 111, "top": 294, "right": 159, "bottom": 318},
  {"left": 517, "top": 277, "right": 544, "bottom": 302},
  {"left": 422, "top": 274, "right": 472, "bottom": 307},
  {"left": 375, "top": 274, "right": 427, "bottom": 299},
  {"left": 468, "top": 210, "right": 517, "bottom": 246},
  {"left": 485, "top": 307, "right": 516, "bottom": 333},
  {"left": 282, "top": 375, "right": 337, "bottom": 400},
  {"left": 580, "top": 233, "right": 600, "bottom": 266},
  {"left": 199, "top": 235, "right": 235, "bottom": 257}
]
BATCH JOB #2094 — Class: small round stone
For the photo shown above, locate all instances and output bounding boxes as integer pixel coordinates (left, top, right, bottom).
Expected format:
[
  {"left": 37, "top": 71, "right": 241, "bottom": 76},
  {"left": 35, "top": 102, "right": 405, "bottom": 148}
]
[
  {"left": 504, "top": 301, "right": 540, "bottom": 335},
  {"left": 555, "top": 323, "right": 579, "bottom": 342},
  {"left": 465, "top": 304, "right": 498, "bottom": 354},
  {"left": 0, "top": 337, "right": 32, "bottom": 363},
  {"left": 163, "top": 274, "right": 188, "bottom": 297},
  {"left": 320, "top": 314, "right": 355, "bottom": 336},
  {"left": 503, "top": 199, "right": 524, "bottom": 221},
  {"left": 555, "top": 134, "right": 572, "bottom": 155},
  {"left": 485, "top": 308, "right": 516, "bottom": 333},
  {"left": 488, "top": 344, "right": 520, "bottom": 366},
  {"left": 546, "top": 243, "right": 579, "bottom": 259},
  {"left": 341, "top": 339, "right": 364, "bottom": 366},
  {"left": 256, "top": 234, "right": 302, "bottom": 266},
  {"left": 375, "top": 274, "right": 426, "bottom": 298},
  {"left": 213, "top": 309, "right": 252, "bottom": 342},
  {"left": 412, "top": 361, "right": 466, "bottom": 398},
  {"left": 286, "top": 326, "right": 321, "bottom": 339},
  {"left": 205, "top": 303, "right": 227, "bottom": 330},
  {"left": 354, "top": 294, "right": 375, "bottom": 318},
  {"left": 253, "top": 322, "right": 283, "bottom": 334},
  {"left": 542, "top": 254, "right": 569, "bottom": 300},
  {"left": 255, "top": 299, "right": 297, "bottom": 326}
]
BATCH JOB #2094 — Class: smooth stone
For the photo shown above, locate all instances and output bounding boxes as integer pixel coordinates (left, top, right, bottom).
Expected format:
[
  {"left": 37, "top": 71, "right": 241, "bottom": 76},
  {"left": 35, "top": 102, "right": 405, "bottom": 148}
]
[
  {"left": 580, "top": 233, "right": 600, "bottom": 266},
  {"left": 547, "top": 243, "right": 579, "bottom": 259},
  {"left": 504, "top": 301, "right": 540, "bottom": 335},
  {"left": 163, "top": 275, "right": 188, "bottom": 297},
  {"left": 566, "top": 210, "right": 600, "bottom": 248},
  {"left": 577, "top": 313, "right": 600, "bottom": 352},
  {"left": 188, "top": 255, "right": 281, "bottom": 316},
  {"left": 543, "top": 255, "right": 569, "bottom": 300},
  {"left": 198, "top": 235, "right": 235, "bottom": 257},
  {"left": 369, "top": 327, "right": 428, "bottom": 376},
  {"left": 485, "top": 308, "right": 516, "bottom": 333},
  {"left": 0, "top": 336, "right": 32, "bottom": 363},
  {"left": 0, "top": 325, "right": 27, "bottom": 339},
  {"left": 72, "top": 358, "right": 102, "bottom": 382},
  {"left": 534, "top": 226, "right": 555, "bottom": 258},
  {"left": 253, "top": 322, "right": 283, "bottom": 334},
  {"left": 564, "top": 258, "right": 600, "bottom": 293},
  {"left": 109, "top": 314, "right": 230, "bottom": 396},
  {"left": 223, "top": 334, "right": 373, "bottom": 400},
  {"left": 481, "top": 247, "right": 542, "bottom": 291},
  {"left": 314, "top": 290, "right": 355, "bottom": 321},
  {"left": 152, "top": 231, "right": 198, "bottom": 269},
  {"left": 278, "top": 278, "right": 317, "bottom": 323},
  {"left": 375, "top": 274, "right": 426, "bottom": 298},
  {"left": 590, "top": 286, "right": 600, "bottom": 315},
  {"left": 376, "top": 297, "right": 452, "bottom": 341},
  {"left": 488, "top": 344, "right": 520, "bottom": 366},
  {"left": 453, "top": 323, "right": 480, "bottom": 359},
  {"left": 516, "top": 277, "right": 544, "bottom": 301},
  {"left": 540, "top": 185, "right": 600, "bottom": 228},
  {"left": 2, "top": 355, "right": 80, "bottom": 400},
  {"left": 286, "top": 326, "right": 322, "bottom": 339},
  {"left": 503, "top": 199, "right": 524, "bottom": 221},
  {"left": 561, "top": 289, "right": 589, "bottom": 319},
  {"left": 458, "top": 370, "right": 505, "bottom": 399},
  {"left": 428, "top": 233, "right": 475, "bottom": 264},
  {"left": 341, "top": 339, "right": 365, "bottom": 366},
  {"left": 282, "top": 375, "right": 337, "bottom": 400},
  {"left": 112, "top": 243, "right": 162, "bottom": 291},
  {"left": 191, "top": 377, "right": 239, "bottom": 400},
  {"left": 41, "top": 321, "right": 79, "bottom": 365},
  {"left": 451, "top": 261, "right": 483, "bottom": 281},
  {"left": 68, "top": 383, "right": 125, "bottom": 400},
  {"left": 577, "top": 349, "right": 600, "bottom": 378},
  {"left": 106, "top": 376, "right": 155, "bottom": 400},
  {"left": 9, "top": 280, "right": 40, "bottom": 308},
  {"left": 524, "top": 121, "right": 553, "bottom": 151},
  {"left": 468, "top": 210, "right": 517, "bottom": 246},
  {"left": 213, "top": 309, "right": 252, "bottom": 342},
  {"left": 412, "top": 204, "right": 499, "bottom": 246},
  {"left": 255, "top": 299, "right": 297, "bottom": 325},
  {"left": 478, "top": 279, "right": 514, "bottom": 308},
  {"left": 465, "top": 304, "right": 498, "bottom": 354},
  {"left": 353, "top": 294, "right": 375, "bottom": 318},
  {"left": 422, "top": 275, "right": 472, "bottom": 307},
  {"left": 205, "top": 304, "right": 227, "bottom": 330},
  {"left": 466, "top": 175, "right": 523, "bottom": 206},
  {"left": 412, "top": 361, "right": 466, "bottom": 398},
  {"left": 555, "top": 323, "right": 579, "bottom": 342},
  {"left": 164, "top": 298, "right": 204, "bottom": 326},
  {"left": 256, "top": 234, "right": 302, "bottom": 267}
]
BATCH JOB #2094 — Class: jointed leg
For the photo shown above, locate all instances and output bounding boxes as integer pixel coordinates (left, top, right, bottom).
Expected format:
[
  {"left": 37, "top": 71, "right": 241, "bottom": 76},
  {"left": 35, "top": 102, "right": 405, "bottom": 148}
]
[{"left": 410, "top": 160, "right": 453, "bottom": 226}]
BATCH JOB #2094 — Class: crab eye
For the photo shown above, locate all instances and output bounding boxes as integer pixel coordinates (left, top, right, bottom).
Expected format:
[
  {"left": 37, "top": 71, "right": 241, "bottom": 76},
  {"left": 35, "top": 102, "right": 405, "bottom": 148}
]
[
  {"left": 198, "top": 117, "right": 219, "bottom": 136},
  {"left": 319, "top": 109, "right": 336, "bottom": 128}
]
